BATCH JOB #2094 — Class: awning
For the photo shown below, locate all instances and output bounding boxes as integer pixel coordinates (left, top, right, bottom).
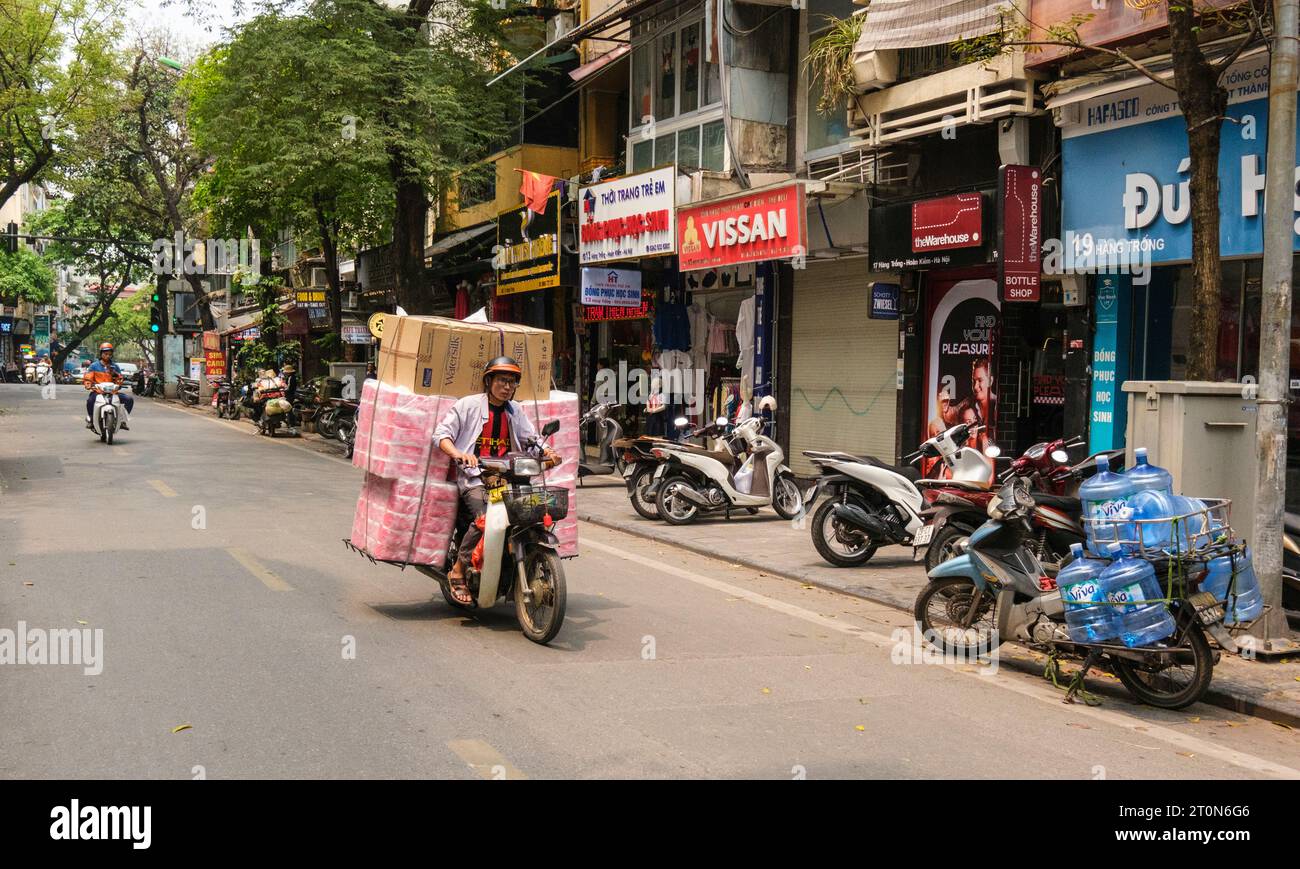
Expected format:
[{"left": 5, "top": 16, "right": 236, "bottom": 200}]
[
  {"left": 218, "top": 302, "right": 293, "bottom": 337},
  {"left": 488, "top": 0, "right": 670, "bottom": 86},
  {"left": 854, "top": 0, "right": 1006, "bottom": 52},
  {"left": 570, "top": 44, "right": 630, "bottom": 84},
  {"left": 424, "top": 223, "right": 496, "bottom": 259}
]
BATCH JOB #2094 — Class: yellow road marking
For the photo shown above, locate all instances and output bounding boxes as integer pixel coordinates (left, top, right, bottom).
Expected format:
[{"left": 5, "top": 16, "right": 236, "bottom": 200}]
[
  {"left": 446, "top": 740, "right": 527, "bottom": 780},
  {"left": 226, "top": 548, "right": 294, "bottom": 591},
  {"left": 148, "top": 479, "right": 177, "bottom": 498}
]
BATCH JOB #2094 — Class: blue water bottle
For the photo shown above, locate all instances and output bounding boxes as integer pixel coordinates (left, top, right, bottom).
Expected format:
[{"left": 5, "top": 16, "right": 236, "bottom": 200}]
[
  {"left": 1100, "top": 544, "right": 1177, "bottom": 647},
  {"left": 1202, "top": 545, "right": 1264, "bottom": 625},
  {"left": 1128, "top": 490, "right": 1176, "bottom": 552},
  {"left": 1125, "top": 447, "right": 1173, "bottom": 496},
  {"left": 1057, "top": 543, "right": 1120, "bottom": 643},
  {"left": 1080, "top": 456, "right": 1136, "bottom": 554}
]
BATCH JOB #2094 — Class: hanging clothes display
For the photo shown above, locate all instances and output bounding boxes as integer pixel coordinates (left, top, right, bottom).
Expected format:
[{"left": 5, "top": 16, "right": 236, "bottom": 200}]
[
  {"left": 454, "top": 284, "right": 470, "bottom": 320},
  {"left": 653, "top": 285, "right": 690, "bottom": 351},
  {"left": 735, "top": 293, "right": 756, "bottom": 388}
]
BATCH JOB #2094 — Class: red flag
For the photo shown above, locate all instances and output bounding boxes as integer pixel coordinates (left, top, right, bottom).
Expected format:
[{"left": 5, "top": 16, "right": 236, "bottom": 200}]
[{"left": 516, "top": 169, "right": 556, "bottom": 214}]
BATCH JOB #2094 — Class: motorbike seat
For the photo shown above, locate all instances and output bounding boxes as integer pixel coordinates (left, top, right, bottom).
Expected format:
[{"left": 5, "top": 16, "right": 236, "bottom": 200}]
[
  {"left": 805, "top": 450, "right": 920, "bottom": 481},
  {"left": 1033, "top": 493, "right": 1082, "bottom": 514}
]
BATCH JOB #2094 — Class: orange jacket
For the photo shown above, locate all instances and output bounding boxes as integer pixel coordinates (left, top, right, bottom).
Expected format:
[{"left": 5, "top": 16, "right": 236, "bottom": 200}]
[{"left": 83, "top": 360, "right": 123, "bottom": 390}]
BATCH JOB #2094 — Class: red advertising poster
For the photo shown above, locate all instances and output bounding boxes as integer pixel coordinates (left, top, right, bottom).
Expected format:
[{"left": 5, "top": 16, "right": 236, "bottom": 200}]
[
  {"left": 998, "top": 165, "right": 1042, "bottom": 302},
  {"left": 923, "top": 276, "right": 1000, "bottom": 478},
  {"left": 911, "top": 193, "right": 983, "bottom": 253},
  {"left": 204, "top": 349, "right": 226, "bottom": 377},
  {"left": 677, "top": 184, "right": 807, "bottom": 271}
]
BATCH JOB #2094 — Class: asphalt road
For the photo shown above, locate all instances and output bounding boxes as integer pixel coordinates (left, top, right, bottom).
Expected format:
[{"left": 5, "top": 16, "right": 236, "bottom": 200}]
[{"left": 3, "top": 382, "right": 1300, "bottom": 779}]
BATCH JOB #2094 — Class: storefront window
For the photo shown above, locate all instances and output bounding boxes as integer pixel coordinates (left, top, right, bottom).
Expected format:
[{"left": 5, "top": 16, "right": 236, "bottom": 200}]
[
  {"left": 632, "top": 139, "right": 653, "bottom": 173},
  {"left": 702, "top": 120, "right": 726, "bottom": 172},
  {"left": 632, "top": 42, "right": 654, "bottom": 126},
  {"left": 657, "top": 32, "right": 676, "bottom": 122},
  {"left": 678, "top": 126, "right": 701, "bottom": 170},
  {"left": 655, "top": 132, "right": 676, "bottom": 167},
  {"left": 680, "top": 22, "right": 701, "bottom": 115}
]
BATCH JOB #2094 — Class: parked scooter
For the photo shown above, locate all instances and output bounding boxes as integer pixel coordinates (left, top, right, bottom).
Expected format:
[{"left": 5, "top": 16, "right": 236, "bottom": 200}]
[
  {"left": 614, "top": 417, "right": 733, "bottom": 520},
  {"left": 88, "top": 381, "right": 128, "bottom": 444},
  {"left": 652, "top": 399, "right": 802, "bottom": 525},
  {"left": 577, "top": 402, "right": 625, "bottom": 483},
  {"left": 917, "top": 477, "right": 1225, "bottom": 709},
  {"left": 802, "top": 423, "right": 995, "bottom": 567},
  {"left": 23, "top": 359, "right": 36, "bottom": 382},
  {"left": 343, "top": 421, "right": 569, "bottom": 644},
  {"left": 214, "top": 379, "right": 241, "bottom": 419}
]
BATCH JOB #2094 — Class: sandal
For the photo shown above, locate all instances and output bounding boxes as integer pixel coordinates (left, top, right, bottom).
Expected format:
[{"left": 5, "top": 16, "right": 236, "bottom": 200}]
[{"left": 446, "top": 570, "right": 474, "bottom": 606}]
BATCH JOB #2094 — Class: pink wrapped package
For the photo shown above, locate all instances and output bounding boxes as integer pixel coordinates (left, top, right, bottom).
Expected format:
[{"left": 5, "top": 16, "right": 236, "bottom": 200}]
[
  {"left": 350, "top": 473, "right": 460, "bottom": 565},
  {"left": 520, "top": 391, "right": 580, "bottom": 558},
  {"left": 352, "top": 379, "right": 456, "bottom": 478}
]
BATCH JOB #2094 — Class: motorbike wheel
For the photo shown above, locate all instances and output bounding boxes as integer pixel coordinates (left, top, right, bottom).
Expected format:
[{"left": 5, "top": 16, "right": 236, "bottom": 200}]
[
  {"left": 628, "top": 465, "right": 661, "bottom": 521},
  {"left": 99, "top": 423, "right": 107, "bottom": 443},
  {"left": 810, "top": 498, "right": 876, "bottom": 567},
  {"left": 516, "top": 549, "right": 567, "bottom": 644},
  {"left": 656, "top": 475, "right": 700, "bottom": 526},
  {"left": 924, "top": 524, "right": 970, "bottom": 573},
  {"left": 106, "top": 422, "right": 114, "bottom": 445},
  {"left": 318, "top": 410, "right": 339, "bottom": 439},
  {"left": 913, "top": 576, "right": 1002, "bottom": 658},
  {"left": 1111, "top": 617, "right": 1214, "bottom": 709},
  {"left": 229, "top": 404, "right": 240, "bottom": 421},
  {"left": 771, "top": 472, "right": 802, "bottom": 520},
  {"left": 337, "top": 416, "right": 356, "bottom": 444}
]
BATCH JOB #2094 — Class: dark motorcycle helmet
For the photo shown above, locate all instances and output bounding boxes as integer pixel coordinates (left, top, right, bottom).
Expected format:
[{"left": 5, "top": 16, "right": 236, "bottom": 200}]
[{"left": 482, "top": 356, "right": 522, "bottom": 388}]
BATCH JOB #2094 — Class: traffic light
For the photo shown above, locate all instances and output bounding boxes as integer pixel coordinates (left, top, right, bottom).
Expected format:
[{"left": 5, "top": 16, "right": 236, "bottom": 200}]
[
  {"left": 3, "top": 222, "right": 17, "bottom": 254},
  {"left": 150, "top": 290, "right": 166, "bottom": 334}
]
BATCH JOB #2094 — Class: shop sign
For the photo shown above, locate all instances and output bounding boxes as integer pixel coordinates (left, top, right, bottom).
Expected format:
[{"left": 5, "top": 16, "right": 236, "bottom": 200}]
[
  {"left": 231, "top": 327, "right": 260, "bottom": 341},
  {"left": 204, "top": 349, "right": 225, "bottom": 377},
  {"left": 202, "top": 330, "right": 221, "bottom": 352},
  {"left": 997, "top": 165, "right": 1042, "bottom": 302},
  {"left": 295, "top": 289, "right": 330, "bottom": 327},
  {"left": 583, "top": 288, "right": 654, "bottom": 322},
  {"left": 581, "top": 267, "right": 642, "bottom": 307},
  {"left": 677, "top": 184, "right": 807, "bottom": 271},
  {"left": 869, "top": 195, "right": 992, "bottom": 271},
  {"left": 869, "top": 282, "right": 900, "bottom": 320},
  {"left": 1059, "top": 53, "right": 1300, "bottom": 264},
  {"left": 911, "top": 194, "right": 983, "bottom": 253},
  {"left": 496, "top": 190, "right": 561, "bottom": 296},
  {"left": 578, "top": 167, "right": 676, "bottom": 264},
  {"left": 342, "top": 324, "right": 372, "bottom": 344},
  {"left": 33, "top": 313, "right": 50, "bottom": 354},
  {"left": 0, "top": 317, "right": 11, "bottom": 333},
  {"left": 1089, "top": 275, "right": 1130, "bottom": 453},
  {"left": 189, "top": 357, "right": 204, "bottom": 380}
]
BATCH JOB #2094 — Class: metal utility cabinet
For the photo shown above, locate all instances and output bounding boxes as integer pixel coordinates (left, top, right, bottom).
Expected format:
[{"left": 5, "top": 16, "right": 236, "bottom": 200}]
[{"left": 1121, "top": 381, "right": 1261, "bottom": 543}]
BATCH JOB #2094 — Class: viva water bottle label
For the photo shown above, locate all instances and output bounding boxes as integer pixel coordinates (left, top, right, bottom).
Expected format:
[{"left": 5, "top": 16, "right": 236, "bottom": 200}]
[
  {"left": 1088, "top": 498, "right": 1128, "bottom": 522},
  {"left": 1062, "top": 580, "right": 1100, "bottom": 604},
  {"left": 1107, "top": 582, "right": 1146, "bottom": 613}
]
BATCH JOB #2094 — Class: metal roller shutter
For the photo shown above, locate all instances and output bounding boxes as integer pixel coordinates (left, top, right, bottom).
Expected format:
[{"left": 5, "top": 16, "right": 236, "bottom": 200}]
[{"left": 788, "top": 259, "right": 899, "bottom": 475}]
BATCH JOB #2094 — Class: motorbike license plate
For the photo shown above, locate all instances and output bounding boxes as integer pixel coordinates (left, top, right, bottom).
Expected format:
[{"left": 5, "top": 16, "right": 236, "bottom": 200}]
[
  {"left": 1187, "top": 590, "right": 1226, "bottom": 626},
  {"left": 913, "top": 525, "right": 934, "bottom": 547},
  {"left": 622, "top": 464, "right": 636, "bottom": 479}
]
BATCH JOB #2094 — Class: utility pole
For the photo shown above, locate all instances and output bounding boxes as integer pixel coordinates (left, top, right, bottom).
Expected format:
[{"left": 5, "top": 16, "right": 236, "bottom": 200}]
[{"left": 1253, "top": 0, "right": 1299, "bottom": 651}]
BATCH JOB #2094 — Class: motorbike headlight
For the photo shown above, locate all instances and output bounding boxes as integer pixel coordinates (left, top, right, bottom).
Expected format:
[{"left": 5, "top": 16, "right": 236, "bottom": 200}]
[{"left": 512, "top": 457, "right": 542, "bottom": 477}]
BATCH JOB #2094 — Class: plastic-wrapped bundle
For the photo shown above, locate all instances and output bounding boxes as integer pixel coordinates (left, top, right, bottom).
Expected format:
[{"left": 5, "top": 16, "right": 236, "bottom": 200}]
[
  {"left": 519, "top": 391, "right": 580, "bottom": 558},
  {"left": 352, "top": 379, "right": 456, "bottom": 479},
  {"left": 350, "top": 473, "right": 460, "bottom": 565}
]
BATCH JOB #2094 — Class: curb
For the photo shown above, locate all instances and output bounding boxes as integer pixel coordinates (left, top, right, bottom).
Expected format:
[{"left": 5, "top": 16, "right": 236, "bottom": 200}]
[{"left": 577, "top": 509, "right": 1300, "bottom": 728}]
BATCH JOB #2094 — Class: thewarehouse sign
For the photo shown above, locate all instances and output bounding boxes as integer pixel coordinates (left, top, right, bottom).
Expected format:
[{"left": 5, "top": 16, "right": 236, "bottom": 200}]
[{"left": 578, "top": 166, "right": 677, "bottom": 264}]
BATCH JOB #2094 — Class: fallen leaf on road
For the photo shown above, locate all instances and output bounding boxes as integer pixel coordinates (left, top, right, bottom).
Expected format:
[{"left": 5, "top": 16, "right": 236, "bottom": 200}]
[
  {"left": 804, "top": 666, "right": 811, "bottom": 670},
  {"left": 76, "top": 619, "right": 87, "bottom": 626},
  {"left": 854, "top": 725, "right": 865, "bottom": 732},
  {"left": 1176, "top": 752, "right": 1195, "bottom": 758},
  {"left": 1134, "top": 726, "right": 1148, "bottom": 732},
  {"left": 858, "top": 698, "right": 868, "bottom": 704},
  {"left": 1187, "top": 717, "right": 1200, "bottom": 723},
  {"left": 22, "top": 581, "right": 33, "bottom": 586},
  {"left": 801, "top": 584, "right": 815, "bottom": 590},
  {"left": 1226, "top": 722, "right": 1241, "bottom": 727},
  {"left": 171, "top": 724, "right": 192, "bottom": 734},
  {"left": 761, "top": 687, "right": 771, "bottom": 694}
]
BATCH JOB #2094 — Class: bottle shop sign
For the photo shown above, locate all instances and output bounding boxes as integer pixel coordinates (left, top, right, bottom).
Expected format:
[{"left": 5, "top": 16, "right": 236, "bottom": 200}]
[{"left": 998, "top": 165, "right": 1042, "bottom": 302}]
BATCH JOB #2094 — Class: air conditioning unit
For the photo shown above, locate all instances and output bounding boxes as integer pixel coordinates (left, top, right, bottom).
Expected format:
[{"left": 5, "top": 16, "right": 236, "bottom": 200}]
[
  {"left": 344, "top": 291, "right": 359, "bottom": 311},
  {"left": 853, "top": 49, "right": 899, "bottom": 91},
  {"left": 311, "top": 267, "right": 328, "bottom": 287},
  {"left": 546, "top": 12, "right": 574, "bottom": 45}
]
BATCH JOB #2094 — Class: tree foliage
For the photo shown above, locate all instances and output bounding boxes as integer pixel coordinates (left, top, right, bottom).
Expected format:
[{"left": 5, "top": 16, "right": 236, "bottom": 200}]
[{"left": 0, "top": 247, "right": 55, "bottom": 304}]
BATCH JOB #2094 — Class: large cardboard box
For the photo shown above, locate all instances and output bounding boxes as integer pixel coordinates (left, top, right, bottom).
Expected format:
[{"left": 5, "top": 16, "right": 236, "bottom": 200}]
[{"left": 377, "top": 316, "right": 553, "bottom": 401}]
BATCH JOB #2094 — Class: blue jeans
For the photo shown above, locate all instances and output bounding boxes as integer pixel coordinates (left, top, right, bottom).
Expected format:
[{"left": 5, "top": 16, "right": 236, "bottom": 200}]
[{"left": 87, "top": 391, "right": 133, "bottom": 419}]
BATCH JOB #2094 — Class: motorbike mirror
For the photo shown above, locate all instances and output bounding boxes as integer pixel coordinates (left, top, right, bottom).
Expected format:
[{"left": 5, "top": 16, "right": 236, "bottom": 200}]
[
  {"left": 1051, "top": 449, "right": 1069, "bottom": 464},
  {"left": 674, "top": 416, "right": 689, "bottom": 428},
  {"left": 541, "top": 419, "right": 560, "bottom": 437},
  {"left": 983, "top": 444, "right": 1001, "bottom": 458}
]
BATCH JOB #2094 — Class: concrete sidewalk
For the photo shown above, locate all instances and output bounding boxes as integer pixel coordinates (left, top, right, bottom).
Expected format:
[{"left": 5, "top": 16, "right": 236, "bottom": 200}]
[{"left": 574, "top": 475, "right": 1300, "bottom": 726}]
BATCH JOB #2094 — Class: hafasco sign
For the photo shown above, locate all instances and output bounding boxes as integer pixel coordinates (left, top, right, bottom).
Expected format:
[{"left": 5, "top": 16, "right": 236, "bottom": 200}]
[
  {"left": 677, "top": 184, "right": 807, "bottom": 271},
  {"left": 997, "top": 165, "right": 1042, "bottom": 302},
  {"left": 579, "top": 166, "right": 676, "bottom": 264},
  {"left": 911, "top": 193, "right": 983, "bottom": 252},
  {"left": 580, "top": 267, "right": 642, "bottom": 307}
]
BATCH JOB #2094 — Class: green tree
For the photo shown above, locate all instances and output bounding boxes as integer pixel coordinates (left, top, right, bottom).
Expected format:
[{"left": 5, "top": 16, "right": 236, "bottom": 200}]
[
  {"left": 87, "top": 293, "right": 156, "bottom": 365},
  {"left": 0, "top": 0, "right": 122, "bottom": 210},
  {"left": 0, "top": 247, "right": 55, "bottom": 305}
]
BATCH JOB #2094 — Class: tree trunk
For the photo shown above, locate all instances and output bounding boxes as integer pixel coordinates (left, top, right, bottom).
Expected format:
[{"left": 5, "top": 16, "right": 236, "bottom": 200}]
[
  {"left": 314, "top": 196, "right": 344, "bottom": 341},
  {"left": 392, "top": 168, "right": 429, "bottom": 313},
  {"left": 1169, "top": 3, "right": 1228, "bottom": 381}
]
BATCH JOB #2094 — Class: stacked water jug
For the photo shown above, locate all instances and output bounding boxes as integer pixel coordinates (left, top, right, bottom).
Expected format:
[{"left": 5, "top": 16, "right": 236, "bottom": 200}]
[{"left": 1063, "top": 448, "right": 1262, "bottom": 647}]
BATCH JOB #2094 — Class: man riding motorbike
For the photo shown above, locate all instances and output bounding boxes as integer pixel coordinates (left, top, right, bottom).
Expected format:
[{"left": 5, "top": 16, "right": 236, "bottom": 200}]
[
  {"left": 433, "top": 356, "right": 558, "bottom": 606},
  {"left": 83, "top": 343, "right": 133, "bottom": 429}
]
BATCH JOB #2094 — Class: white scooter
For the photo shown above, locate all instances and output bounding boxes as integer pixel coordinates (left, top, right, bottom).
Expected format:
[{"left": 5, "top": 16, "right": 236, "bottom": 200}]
[
  {"left": 35, "top": 360, "right": 51, "bottom": 384},
  {"left": 802, "top": 423, "right": 996, "bottom": 566},
  {"left": 89, "top": 381, "right": 127, "bottom": 444},
  {"left": 23, "top": 360, "right": 36, "bottom": 383},
  {"left": 652, "top": 398, "right": 803, "bottom": 525}
]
